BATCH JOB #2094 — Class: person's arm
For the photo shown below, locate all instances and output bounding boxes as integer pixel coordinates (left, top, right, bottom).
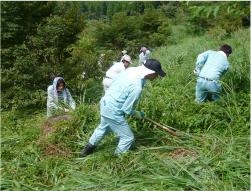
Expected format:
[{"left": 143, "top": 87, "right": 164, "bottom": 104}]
[
  {"left": 121, "top": 85, "right": 142, "bottom": 115},
  {"left": 66, "top": 89, "right": 76, "bottom": 110},
  {"left": 139, "top": 53, "right": 142, "bottom": 63},
  {"left": 58, "top": 107, "right": 64, "bottom": 111},
  {"left": 47, "top": 86, "right": 59, "bottom": 109},
  {"left": 195, "top": 51, "right": 212, "bottom": 70},
  {"left": 221, "top": 63, "right": 230, "bottom": 76},
  {"left": 146, "top": 53, "right": 149, "bottom": 59}
]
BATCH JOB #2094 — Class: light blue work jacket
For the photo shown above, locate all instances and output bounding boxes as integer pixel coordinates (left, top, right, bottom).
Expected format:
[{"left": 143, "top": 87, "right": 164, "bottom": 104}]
[
  {"left": 139, "top": 52, "right": 149, "bottom": 63},
  {"left": 196, "top": 50, "right": 230, "bottom": 80},
  {"left": 102, "top": 68, "right": 145, "bottom": 120}
]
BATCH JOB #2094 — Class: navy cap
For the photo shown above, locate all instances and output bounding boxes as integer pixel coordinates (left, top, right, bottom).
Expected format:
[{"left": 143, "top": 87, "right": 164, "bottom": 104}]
[{"left": 144, "top": 59, "right": 166, "bottom": 77}]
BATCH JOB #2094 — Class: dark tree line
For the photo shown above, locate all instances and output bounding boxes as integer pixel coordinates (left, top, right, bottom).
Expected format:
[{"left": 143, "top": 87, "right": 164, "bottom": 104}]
[{"left": 1, "top": 2, "right": 85, "bottom": 109}]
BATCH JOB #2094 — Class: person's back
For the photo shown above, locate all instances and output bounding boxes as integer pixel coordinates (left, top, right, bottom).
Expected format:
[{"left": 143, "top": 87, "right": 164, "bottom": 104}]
[
  {"left": 198, "top": 50, "right": 230, "bottom": 80},
  {"left": 194, "top": 44, "right": 232, "bottom": 103},
  {"left": 106, "top": 62, "right": 126, "bottom": 79},
  {"left": 102, "top": 56, "right": 133, "bottom": 93},
  {"left": 104, "top": 68, "right": 144, "bottom": 119}
]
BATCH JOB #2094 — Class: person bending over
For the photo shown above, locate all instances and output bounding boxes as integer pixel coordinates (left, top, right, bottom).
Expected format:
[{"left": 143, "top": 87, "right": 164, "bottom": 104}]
[
  {"left": 139, "top": 47, "right": 149, "bottom": 64},
  {"left": 194, "top": 44, "right": 232, "bottom": 103},
  {"left": 103, "top": 56, "right": 133, "bottom": 93},
  {"left": 80, "top": 59, "right": 166, "bottom": 157},
  {"left": 47, "top": 77, "right": 76, "bottom": 118}
]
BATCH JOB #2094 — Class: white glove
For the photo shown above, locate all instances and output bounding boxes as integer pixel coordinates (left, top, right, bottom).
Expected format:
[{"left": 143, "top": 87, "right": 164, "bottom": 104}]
[
  {"left": 134, "top": 111, "right": 145, "bottom": 119},
  {"left": 64, "top": 108, "right": 70, "bottom": 112},
  {"left": 193, "top": 69, "right": 200, "bottom": 76}
]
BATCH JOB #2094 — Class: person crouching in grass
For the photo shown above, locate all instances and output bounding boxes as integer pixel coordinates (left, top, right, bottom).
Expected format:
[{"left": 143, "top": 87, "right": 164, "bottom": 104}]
[{"left": 47, "top": 77, "right": 76, "bottom": 118}]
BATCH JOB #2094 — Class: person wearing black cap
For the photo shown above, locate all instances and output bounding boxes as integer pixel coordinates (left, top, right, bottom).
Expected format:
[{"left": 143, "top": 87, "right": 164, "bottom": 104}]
[{"left": 80, "top": 59, "right": 166, "bottom": 157}]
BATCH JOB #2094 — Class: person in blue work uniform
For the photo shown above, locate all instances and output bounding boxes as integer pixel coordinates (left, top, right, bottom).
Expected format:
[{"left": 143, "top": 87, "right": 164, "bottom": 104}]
[
  {"left": 139, "top": 47, "right": 149, "bottom": 64},
  {"left": 194, "top": 44, "right": 232, "bottom": 103},
  {"left": 80, "top": 59, "right": 166, "bottom": 157}
]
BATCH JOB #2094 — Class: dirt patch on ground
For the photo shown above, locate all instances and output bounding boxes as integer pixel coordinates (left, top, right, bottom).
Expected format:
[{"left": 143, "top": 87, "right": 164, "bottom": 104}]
[
  {"left": 38, "top": 114, "right": 75, "bottom": 158},
  {"left": 41, "top": 114, "right": 74, "bottom": 137},
  {"left": 165, "top": 148, "right": 198, "bottom": 161}
]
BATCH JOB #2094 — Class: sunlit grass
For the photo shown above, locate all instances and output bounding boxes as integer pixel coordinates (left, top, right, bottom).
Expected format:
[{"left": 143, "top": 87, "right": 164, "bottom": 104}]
[{"left": 1, "top": 27, "right": 250, "bottom": 190}]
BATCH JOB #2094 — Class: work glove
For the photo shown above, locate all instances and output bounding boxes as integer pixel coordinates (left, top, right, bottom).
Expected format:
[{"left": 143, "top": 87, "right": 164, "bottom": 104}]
[
  {"left": 64, "top": 108, "right": 70, "bottom": 112},
  {"left": 193, "top": 69, "right": 200, "bottom": 76},
  {"left": 134, "top": 111, "right": 145, "bottom": 119}
]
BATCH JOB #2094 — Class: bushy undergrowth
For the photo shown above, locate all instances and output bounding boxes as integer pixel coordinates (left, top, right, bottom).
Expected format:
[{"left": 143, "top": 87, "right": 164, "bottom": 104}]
[{"left": 1, "top": 27, "right": 250, "bottom": 190}]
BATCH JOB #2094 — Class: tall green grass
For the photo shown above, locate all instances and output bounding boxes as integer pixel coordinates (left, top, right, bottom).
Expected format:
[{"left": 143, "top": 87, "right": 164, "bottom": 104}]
[{"left": 1, "top": 27, "right": 250, "bottom": 190}]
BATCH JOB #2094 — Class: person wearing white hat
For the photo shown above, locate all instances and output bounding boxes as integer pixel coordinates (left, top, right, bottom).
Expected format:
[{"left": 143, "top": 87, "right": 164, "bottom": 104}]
[{"left": 102, "top": 56, "right": 133, "bottom": 93}]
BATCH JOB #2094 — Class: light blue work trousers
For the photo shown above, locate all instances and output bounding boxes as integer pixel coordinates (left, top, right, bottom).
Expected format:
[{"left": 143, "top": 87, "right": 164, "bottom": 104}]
[
  {"left": 195, "top": 78, "right": 222, "bottom": 103},
  {"left": 89, "top": 101, "right": 134, "bottom": 155}
]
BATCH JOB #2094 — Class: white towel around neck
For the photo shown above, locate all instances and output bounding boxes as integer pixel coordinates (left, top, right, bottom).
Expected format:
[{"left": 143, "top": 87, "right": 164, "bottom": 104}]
[
  {"left": 128, "top": 62, "right": 156, "bottom": 80},
  {"left": 218, "top": 51, "right": 227, "bottom": 59}
]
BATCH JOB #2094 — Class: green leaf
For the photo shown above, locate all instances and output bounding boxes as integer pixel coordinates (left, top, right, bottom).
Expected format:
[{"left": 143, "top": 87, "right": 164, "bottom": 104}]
[
  {"left": 13, "top": 180, "right": 21, "bottom": 189},
  {"left": 205, "top": 7, "right": 213, "bottom": 18},
  {"left": 230, "top": 9, "right": 238, "bottom": 15},
  {"left": 239, "top": 11, "right": 245, "bottom": 16},
  {"left": 194, "top": 166, "right": 203, "bottom": 172},
  {"left": 227, "top": 6, "right": 231, "bottom": 13},
  {"left": 189, "top": 6, "right": 198, "bottom": 12},
  {"left": 213, "top": 5, "right": 221, "bottom": 17},
  {"left": 235, "top": 10, "right": 241, "bottom": 16},
  {"left": 195, "top": 6, "right": 204, "bottom": 16},
  {"left": 238, "top": 1, "right": 244, "bottom": 6}
]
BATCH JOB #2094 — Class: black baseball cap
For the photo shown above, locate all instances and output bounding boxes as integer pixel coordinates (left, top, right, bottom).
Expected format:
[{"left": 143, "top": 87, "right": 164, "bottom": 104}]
[{"left": 144, "top": 59, "right": 166, "bottom": 77}]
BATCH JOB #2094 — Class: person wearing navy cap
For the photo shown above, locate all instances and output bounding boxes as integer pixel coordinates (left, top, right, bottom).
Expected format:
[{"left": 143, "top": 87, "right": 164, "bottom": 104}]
[{"left": 80, "top": 59, "right": 166, "bottom": 157}]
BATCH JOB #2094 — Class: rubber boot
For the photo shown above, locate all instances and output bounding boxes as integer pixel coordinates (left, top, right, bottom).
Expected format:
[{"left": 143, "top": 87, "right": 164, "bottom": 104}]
[{"left": 80, "top": 143, "right": 97, "bottom": 157}]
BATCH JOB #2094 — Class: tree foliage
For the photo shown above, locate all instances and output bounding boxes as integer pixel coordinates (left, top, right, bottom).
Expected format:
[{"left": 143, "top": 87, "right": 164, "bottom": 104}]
[
  {"left": 189, "top": 1, "right": 250, "bottom": 21},
  {"left": 1, "top": 2, "right": 86, "bottom": 110}
]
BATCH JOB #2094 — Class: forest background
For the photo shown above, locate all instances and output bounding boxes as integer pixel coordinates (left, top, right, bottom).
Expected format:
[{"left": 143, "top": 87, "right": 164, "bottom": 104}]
[
  {"left": 1, "top": 1, "right": 250, "bottom": 190},
  {"left": 2, "top": 1, "right": 250, "bottom": 110}
]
